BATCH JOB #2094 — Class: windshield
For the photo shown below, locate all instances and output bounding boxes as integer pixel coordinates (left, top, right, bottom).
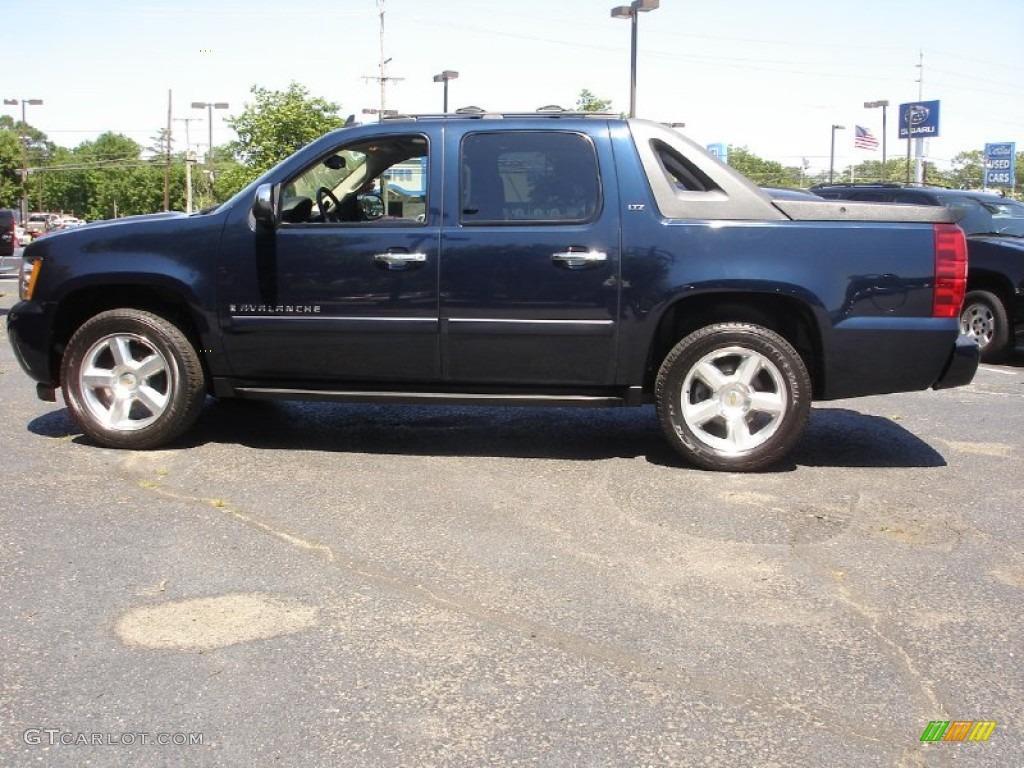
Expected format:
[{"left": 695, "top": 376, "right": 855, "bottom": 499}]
[{"left": 948, "top": 196, "right": 1024, "bottom": 237}]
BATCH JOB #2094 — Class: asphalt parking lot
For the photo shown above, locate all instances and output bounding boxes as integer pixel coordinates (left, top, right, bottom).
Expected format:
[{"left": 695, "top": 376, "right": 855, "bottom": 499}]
[{"left": 1, "top": 281, "right": 1021, "bottom": 766}]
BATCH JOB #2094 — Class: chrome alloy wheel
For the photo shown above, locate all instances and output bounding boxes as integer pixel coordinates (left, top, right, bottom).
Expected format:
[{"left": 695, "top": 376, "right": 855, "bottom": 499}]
[
  {"left": 680, "top": 345, "right": 788, "bottom": 455},
  {"left": 960, "top": 301, "right": 994, "bottom": 348},
  {"left": 78, "top": 333, "right": 174, "bottom": 431}
]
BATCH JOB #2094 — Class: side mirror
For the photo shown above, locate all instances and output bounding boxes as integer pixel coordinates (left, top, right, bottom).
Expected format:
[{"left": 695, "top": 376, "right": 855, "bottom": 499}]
[
  {"left": 324, "top": 154, "right": 347, "bottom": 170},
  {"left": 359, "top": 193, "right": 385, "bottom": 220},
  {"left": 252, "top": 183, "right": 280, "bottom": 230}
]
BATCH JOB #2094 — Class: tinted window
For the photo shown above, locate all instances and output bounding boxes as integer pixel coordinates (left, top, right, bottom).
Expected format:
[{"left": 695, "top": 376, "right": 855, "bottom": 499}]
[
  {"left": 460, "top": 132, "right": 600, "bottom": 224},
  {"left": 946, "top": 196, "right": 1024, "bottom": 237},
  {"left": 891, "top": 192, "right": 936, "bottom": 205},
  {"left": 849, "top": 191, "right": 889, "bottom": 202}
]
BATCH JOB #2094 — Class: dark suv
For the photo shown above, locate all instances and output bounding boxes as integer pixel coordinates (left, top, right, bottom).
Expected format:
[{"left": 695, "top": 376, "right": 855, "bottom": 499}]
[
  {"left": 0, "top": 209, "right": 16, "bottom": 257},
  {"left": 812, "top": 184, "right": 1024, "bottom": 361}
]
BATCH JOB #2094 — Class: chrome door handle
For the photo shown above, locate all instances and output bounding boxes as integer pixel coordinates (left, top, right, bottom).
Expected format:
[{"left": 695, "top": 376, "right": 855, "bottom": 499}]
[
  {"left": 373, "top": 252, "right": 427, "bottom": 270},
  {"left": 551, "top": 250, "right": 608, "bottom": 269}
]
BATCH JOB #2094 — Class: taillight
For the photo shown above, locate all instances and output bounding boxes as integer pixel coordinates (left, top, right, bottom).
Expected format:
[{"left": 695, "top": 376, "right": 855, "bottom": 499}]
[{"left": 933, "top": 223, "right": 967, "bottom": 318}]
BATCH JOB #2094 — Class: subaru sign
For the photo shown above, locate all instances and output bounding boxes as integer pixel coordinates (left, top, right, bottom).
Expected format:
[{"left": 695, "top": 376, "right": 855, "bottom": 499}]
[
  {"left": 898, "top": 100, "right": 940, "bottom": 139},
  {"left": 984, "top": 142, "right": 1015, "bottom": 188}
]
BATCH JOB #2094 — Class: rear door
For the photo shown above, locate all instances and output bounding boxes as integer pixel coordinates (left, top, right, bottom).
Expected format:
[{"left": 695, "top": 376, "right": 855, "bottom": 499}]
[{"left": 439, "top": 124, "right": 621, "bottom": 385}]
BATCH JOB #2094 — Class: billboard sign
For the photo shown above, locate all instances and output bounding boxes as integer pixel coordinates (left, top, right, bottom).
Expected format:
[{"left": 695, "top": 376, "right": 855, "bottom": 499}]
[
  {"left": 984, "top": 142, "right": 1015, "bottom": 188},
  {"left": 898, "top": 100, "right": 940, "bottom": 139}
]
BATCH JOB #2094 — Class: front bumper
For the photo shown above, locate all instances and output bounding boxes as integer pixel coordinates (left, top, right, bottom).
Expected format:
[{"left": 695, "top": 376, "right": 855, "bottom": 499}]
[
  {"left": 7, "top": 299, "right": 58, "bottom": 390},
  {"left": 932, "top": 334, "right": 980, "bottom": 390}
]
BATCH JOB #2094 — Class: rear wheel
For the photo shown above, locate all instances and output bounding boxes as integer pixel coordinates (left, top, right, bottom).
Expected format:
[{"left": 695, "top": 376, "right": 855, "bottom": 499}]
[
  {"left": 656, "top": 323, "right": 811, "bottom": 471},
  {"left": 960, "top": 290, "right": 1010, "bottom": 362},
  {"left": 61, "top": 309, "right": 206, "bottom": 449}
]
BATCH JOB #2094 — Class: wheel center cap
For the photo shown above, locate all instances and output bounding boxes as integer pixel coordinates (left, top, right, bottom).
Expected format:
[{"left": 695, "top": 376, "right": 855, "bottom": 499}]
[
  {"left": 120, "top": 373, "right": 137, "bottom": 390},
  {"left": 720, "top": 384, "right": 750, "bottom": 414}
]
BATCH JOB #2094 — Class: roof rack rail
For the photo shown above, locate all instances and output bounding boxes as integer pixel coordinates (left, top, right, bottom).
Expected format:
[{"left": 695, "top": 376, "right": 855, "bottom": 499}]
[
  {"left": 809, "top": 182, "right": 906, "bottom": 189},
  {"left": 381, "top": 106, "right": 620, "bottom": 122}
]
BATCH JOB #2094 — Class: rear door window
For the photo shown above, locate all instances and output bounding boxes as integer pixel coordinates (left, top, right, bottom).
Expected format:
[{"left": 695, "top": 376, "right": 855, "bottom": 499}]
[{"left": 459, "top": 132, "right": 600, "bottom": 225}]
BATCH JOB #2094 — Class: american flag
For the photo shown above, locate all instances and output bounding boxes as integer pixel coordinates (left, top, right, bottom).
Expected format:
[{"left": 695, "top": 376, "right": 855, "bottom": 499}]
[{"left": 854, "top": 125, "right": 879, "bottom": 151}]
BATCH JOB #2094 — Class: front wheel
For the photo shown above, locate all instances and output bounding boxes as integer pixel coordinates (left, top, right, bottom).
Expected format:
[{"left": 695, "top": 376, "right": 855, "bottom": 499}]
[
  {"left": 655, "top": 323, "right": 811, "bottom": 472},
  {"left": 61, "top": 309, "right": 206, "bottom": 449},
  {"left": 960, "top": 290, "right": 1010, "bottom": 363}
]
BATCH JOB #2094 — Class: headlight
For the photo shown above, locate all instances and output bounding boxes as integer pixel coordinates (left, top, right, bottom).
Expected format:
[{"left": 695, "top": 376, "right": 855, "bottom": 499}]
[{"left": 19, "top": 256, "right": 42, "bottom": 301}]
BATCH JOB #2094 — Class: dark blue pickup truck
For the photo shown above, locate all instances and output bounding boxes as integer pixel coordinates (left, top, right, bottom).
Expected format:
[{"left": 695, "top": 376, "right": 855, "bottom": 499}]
[{"left": 7, "top": 111, "right": 978, "bottom": 470}]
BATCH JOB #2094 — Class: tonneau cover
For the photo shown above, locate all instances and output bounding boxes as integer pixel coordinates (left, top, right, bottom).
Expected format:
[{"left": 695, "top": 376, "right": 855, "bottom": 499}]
[{"left": 772, "top": 198, "right": 959, "bottom": 224}]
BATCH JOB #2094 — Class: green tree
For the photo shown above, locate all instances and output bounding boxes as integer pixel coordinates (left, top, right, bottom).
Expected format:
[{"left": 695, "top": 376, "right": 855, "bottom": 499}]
[
  {"left": 224, "top": 82, "right": 343, "bottom": 190},
  {"left": 0, "top": 129, "right": 22, "bottom": 208},
  {"left": 574, "top": 89, "right": 613, "bottom": 113},
  {"left": 726, "top": 146, "right": 802, "bottom": 187},
  {"left": 33, "top": 133, "right": 169, "bottom": 220},
  {"left": 947, "top": 150, "right": 983, "bottom": 189},
  {"left": 1, "top": 114, "right": 56, "bottom": 213},
  {"left": 832, "top": 157, "right": 945, "bottom": 187}
]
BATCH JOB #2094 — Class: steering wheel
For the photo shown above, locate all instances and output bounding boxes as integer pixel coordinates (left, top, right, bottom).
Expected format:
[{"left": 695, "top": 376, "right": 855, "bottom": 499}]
[{"left": 315, "top": 186, "right": 342, "bottom": 222}]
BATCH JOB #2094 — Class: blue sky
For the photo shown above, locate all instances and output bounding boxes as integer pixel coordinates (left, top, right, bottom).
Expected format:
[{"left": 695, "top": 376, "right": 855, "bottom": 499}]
[{"left": 4, "top": 0, "right": 1022, "bottom": 174}]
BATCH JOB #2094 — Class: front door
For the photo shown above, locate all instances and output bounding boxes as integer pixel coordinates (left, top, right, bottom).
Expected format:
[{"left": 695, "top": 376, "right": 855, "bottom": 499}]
[{"left": 220, "top": 131, "right": 442, "bottom": 384}]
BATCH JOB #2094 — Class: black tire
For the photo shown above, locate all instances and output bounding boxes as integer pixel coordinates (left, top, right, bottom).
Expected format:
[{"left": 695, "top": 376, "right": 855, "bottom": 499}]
[
  {"left": 960, "top": 290, "right": 1010, "bottom": 363},
  {"left": 655, "top": 323, "right": 811, "bottom": 472},
  {"left": 60, "top": 309, "right": 206, "bottom": 449}
]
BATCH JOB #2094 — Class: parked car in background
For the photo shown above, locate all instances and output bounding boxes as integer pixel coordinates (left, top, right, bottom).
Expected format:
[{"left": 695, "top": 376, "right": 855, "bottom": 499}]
[
  {"left": 811, "top": 183, "right": 1024, "bottom": 361},
  {"left": 25, "top": 212, "right": 60, "bottom": 239},
  {"left": 0, "top": 209, "right": 16, "bottom": 256}
]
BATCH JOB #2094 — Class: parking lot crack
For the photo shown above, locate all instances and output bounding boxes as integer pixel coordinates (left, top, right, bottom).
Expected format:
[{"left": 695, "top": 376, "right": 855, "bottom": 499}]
[{"left": 120, "top": 461, "right": 940, "bottom": 751}]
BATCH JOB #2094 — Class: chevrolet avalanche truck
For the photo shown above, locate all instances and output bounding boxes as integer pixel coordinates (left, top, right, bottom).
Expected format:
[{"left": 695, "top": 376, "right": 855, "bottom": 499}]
[{"left": 7, "top": 111, "right": 979, "bottom": 471}]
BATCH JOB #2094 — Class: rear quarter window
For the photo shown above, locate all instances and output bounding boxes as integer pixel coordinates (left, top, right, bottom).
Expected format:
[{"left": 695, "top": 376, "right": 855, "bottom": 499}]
[{"left": 651, "top": 140, "right": 719, "bottom": 193}]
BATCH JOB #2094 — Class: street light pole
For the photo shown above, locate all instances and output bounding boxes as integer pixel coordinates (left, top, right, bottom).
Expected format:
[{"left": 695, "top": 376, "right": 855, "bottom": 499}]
[
  {"left": 432, "top": 70, "right": 459, "bottom": 113},
  {"left": 829, "top": 124, "right": 845, "bottom": 184},
  {"left": 190, "top": 101, "right": 229, "bottom": 172},
  {"left": 610, "top": 0, "right": 659, "bottom": 119},
  {"left": 863, "top": 99, "right": 889, "bottom": 181},
  {"left": 4, "top": 97, "right": 43, "bottom": 225}
]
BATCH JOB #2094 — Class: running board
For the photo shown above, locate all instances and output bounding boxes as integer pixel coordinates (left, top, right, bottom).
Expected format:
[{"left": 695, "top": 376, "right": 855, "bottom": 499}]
[{"left": 233, "top": 387, "right": 634, "bottom": 408}]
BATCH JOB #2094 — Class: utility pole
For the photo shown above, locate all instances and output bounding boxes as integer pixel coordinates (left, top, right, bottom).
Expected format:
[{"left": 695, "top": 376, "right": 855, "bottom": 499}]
[
  {"left": 360, "top": 0, "right": 403, "bottom": 215},
  {"left": 174, "top": 117, "right": 201, "bottom": 213},
  {"left": 184, "top": 152, "right": 196, "bottom": 214},
  {"left": 164, "top": 90, "right": 172, "bottom": 211},
  {"left": 362, "top": 0, "right": 403, "bottom": 120},
  {"left": 173, "top": 117, "right": 200, "bottom": 156},
  {"left": 914, "top": 51, "right": 924, "bottom": 185}
]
